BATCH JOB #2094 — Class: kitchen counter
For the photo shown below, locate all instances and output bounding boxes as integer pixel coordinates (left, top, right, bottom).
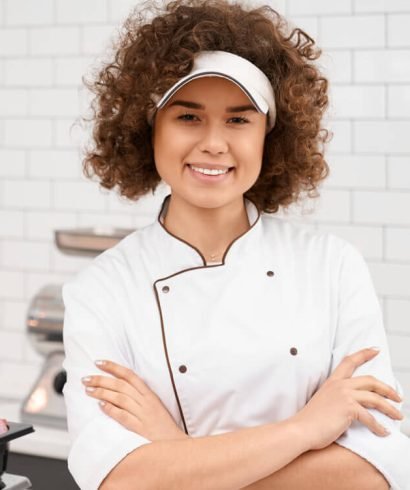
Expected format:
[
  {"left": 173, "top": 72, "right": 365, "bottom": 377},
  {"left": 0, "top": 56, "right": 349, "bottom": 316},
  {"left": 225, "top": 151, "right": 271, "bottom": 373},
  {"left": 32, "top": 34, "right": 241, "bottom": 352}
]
[{"left": 0, "top": 399, "right": 70, "bottom": 460}]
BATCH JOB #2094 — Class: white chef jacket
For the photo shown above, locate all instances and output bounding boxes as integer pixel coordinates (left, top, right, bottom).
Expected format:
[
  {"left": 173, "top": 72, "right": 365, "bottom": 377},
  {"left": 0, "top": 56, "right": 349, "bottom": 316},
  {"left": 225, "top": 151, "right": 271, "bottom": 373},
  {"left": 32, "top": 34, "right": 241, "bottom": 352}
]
[{"left": 62, "top": 193, "right": 410, "bottom": 490}]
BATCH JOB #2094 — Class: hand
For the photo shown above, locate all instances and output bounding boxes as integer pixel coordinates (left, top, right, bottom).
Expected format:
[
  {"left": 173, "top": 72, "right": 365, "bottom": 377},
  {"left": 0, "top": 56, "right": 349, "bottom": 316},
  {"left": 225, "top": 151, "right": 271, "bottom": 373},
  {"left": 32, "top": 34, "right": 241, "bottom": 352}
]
[
  {"left": 291, "top": 347, "right": 403, "bottom": 451},
  {"left": 81, "top": 360, "right": 189, "bottom": 442}
]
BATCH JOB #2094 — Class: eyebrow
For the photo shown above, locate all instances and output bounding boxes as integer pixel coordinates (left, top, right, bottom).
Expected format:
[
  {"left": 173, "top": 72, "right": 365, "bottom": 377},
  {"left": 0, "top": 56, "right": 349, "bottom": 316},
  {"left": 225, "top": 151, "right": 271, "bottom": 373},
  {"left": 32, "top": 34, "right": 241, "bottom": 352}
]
[{"left": 167, "top": 100, "right": 258, "bottom": 113}]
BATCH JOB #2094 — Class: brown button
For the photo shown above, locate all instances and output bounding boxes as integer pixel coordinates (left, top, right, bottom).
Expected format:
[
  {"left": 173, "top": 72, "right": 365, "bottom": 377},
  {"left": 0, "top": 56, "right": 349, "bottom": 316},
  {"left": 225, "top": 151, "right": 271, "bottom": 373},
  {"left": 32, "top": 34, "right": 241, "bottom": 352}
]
[
  {"left": 179, "top": 365, "right": 187, "bottom": 373},
  {"left": 290, "top": 347, "right": 298, "bottom": 356},
  {"left": 267, "top": 270, "right": 274, "bottom": 277},
  {"left": 162, "top": 285, "right": 170, "bottom": 293}
]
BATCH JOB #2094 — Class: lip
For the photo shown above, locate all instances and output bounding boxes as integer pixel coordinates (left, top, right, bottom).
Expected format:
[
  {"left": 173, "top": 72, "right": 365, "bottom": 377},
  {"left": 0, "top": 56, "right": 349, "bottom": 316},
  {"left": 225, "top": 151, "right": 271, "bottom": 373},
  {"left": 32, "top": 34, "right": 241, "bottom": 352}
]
[
  {"left": 186, "top": 164, "right": 234, "bottom": 183},
  {"left": 188, "top": 163, "right": 234, "bottom": 171}
]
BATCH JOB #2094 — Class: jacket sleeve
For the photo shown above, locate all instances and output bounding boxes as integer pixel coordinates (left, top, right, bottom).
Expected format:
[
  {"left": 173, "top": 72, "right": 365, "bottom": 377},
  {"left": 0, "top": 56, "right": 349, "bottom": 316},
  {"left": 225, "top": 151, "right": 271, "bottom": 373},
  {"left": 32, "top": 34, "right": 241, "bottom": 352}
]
[
  {"left": 62, "top": 263, "right": 152, "bottom": 490},
  {"left": 329, "top": 241, "right": 410, "bottom": 490}
]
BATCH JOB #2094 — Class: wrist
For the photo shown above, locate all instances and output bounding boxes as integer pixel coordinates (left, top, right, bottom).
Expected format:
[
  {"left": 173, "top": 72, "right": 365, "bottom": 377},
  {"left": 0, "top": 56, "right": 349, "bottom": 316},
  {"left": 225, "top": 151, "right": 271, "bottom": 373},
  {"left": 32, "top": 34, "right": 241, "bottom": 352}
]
[{"left": 282, "top": 416, "right": 312, "bottom": 454}]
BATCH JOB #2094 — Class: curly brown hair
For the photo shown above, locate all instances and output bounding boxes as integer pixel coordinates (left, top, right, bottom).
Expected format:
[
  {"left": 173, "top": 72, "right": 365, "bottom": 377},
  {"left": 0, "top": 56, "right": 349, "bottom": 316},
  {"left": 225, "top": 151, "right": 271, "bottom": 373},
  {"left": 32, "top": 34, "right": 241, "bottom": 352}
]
[{"left": 81, "top": 0, "right": 330, "bottom": 213}]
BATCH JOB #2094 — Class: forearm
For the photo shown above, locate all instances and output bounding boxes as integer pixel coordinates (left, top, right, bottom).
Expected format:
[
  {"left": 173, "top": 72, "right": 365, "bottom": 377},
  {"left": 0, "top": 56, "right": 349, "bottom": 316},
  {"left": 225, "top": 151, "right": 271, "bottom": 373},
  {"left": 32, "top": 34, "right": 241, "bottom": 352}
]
[
  {"left": 100, "top": 419, "right": 310, "bottom": 490},
  {"left": 243, "top": 442, "right": 390, "bottom": 490}
]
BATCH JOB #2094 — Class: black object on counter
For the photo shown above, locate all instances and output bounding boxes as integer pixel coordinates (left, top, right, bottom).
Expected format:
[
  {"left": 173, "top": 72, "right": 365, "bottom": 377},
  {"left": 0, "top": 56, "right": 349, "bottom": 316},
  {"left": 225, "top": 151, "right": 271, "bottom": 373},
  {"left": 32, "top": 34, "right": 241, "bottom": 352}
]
[
  {"left": 0, "top": 422, "right": 34, "bottom": 490},
  {"left": 7, "top": 452, "right": 79, "bottom": 490}
]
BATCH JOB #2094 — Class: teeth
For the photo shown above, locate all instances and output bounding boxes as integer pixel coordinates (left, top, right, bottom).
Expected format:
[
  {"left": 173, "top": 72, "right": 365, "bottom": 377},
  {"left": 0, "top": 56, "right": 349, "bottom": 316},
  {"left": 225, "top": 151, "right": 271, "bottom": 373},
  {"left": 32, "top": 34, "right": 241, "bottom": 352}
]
[{"left": 190, "top": 165, "right": 229, "bottom": 175}]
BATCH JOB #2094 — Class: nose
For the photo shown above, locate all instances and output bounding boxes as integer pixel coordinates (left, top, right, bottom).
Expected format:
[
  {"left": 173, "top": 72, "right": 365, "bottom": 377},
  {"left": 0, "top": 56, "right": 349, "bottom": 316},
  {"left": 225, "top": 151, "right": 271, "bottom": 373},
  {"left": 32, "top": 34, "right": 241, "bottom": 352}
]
[{"left": 197, "top": 122, "right": 229, "bottom": 155}]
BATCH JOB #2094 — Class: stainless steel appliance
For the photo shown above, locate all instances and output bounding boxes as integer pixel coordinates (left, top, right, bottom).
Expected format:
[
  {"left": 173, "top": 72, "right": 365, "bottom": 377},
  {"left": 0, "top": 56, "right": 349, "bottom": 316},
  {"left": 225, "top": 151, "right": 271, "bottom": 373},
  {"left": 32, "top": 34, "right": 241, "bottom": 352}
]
[
  {"left": 20, "top": 227, "right": 133, "bottom": 430},
  {"left": 21, "top": 285, "right": 66, "bottom": 430}
]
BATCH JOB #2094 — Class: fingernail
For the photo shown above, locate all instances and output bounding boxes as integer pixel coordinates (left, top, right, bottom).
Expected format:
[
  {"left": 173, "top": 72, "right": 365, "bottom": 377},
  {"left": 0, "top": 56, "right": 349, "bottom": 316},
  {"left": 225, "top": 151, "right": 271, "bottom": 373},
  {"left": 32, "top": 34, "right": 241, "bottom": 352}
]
[
  {"left": 95, "top": 360, "right": 106, "bottom": 366},
  {"left": 81, "top": 376, "right": 91, "bottom": 383},
  {"left": 369, "top": 346, "right": 380, "bottom": 352}
]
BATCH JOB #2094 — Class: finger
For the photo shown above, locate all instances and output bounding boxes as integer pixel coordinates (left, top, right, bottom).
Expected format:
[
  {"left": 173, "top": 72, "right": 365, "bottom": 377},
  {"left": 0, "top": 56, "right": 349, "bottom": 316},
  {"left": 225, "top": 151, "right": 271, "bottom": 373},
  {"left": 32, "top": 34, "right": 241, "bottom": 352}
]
[
  {"left": 354, "top": 391, "right": 404, "bottom": 421},
  {"left": 356, "top": 404, "right": 391, "bottom": 437},
  {"left": 86, "top": 385, "right": 143, "bottom": 418},
  {"left": 329, "top": 348, "right": 381, "bottom": 381},
  {"left": 94, "top": 360, "right": 150, "bottom": 396},
  {"left": 82, "top": 375, "right": 140, "bottom": 402},
  {"left": 99, "top": 401, "right": 142, "bottom": 434},
  {"left": 349, "top": 375, "right": 402, "bottom": 403}
]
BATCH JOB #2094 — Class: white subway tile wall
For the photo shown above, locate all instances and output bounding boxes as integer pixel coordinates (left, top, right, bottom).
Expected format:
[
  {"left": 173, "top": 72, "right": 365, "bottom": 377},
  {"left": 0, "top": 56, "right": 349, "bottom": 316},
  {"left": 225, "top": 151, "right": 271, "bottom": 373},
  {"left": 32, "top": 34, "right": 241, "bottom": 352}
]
[{"left": 0, "top": 1, "right": 409, "bottom": 424}]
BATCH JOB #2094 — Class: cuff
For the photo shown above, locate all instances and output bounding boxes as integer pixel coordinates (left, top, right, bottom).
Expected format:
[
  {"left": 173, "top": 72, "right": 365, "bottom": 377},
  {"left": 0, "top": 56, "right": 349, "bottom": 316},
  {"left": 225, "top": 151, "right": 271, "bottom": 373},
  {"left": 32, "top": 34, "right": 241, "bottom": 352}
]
[
  {"left": 335, "top": 418, "right": 410, "bottom": 490},
  {"left": 68, "top": 415, "right": 152, "bottom": 490}
]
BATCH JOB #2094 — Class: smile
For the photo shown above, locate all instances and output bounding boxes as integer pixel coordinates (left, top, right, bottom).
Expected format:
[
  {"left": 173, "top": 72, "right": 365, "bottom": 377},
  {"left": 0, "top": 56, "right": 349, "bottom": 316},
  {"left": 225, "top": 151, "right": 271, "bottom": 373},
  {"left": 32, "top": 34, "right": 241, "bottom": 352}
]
[
  {"left": 186, "top": 164, "right": 234, "bottom": 183},
  {"left": 189, "top": 164, "right": 230, "bottom": 175}
]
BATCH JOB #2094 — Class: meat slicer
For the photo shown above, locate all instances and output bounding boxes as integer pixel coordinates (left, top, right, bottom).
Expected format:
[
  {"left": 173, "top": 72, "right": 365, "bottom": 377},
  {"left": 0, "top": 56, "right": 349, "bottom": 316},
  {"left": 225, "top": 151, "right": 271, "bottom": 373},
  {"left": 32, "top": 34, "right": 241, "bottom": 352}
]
[{"left": 20, "top": 227, "right": 133, "bottom": 430}]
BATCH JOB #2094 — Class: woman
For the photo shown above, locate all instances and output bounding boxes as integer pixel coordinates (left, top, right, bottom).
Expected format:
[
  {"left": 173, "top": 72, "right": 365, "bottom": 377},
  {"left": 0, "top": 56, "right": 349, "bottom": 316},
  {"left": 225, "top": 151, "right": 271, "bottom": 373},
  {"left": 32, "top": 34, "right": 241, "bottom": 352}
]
[{"left": 62, "top": 0, "right": 409, "bottom": 489}]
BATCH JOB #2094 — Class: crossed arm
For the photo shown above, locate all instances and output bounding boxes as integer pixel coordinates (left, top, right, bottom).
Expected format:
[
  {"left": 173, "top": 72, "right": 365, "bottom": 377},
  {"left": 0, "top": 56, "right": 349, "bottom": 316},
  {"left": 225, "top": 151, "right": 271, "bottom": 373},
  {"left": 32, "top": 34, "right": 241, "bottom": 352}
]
[
  {"left": 100, "top": 425, "right": 389, "bottom": 489},
  {"left": 77, "top": 357, "right": 394, "bottom": 490},
  {"left": 85, "top": 362, "right": 389, "bottom": 490},
  {"left": 243, "top": 442, "right": 390, "bottom": 490}
]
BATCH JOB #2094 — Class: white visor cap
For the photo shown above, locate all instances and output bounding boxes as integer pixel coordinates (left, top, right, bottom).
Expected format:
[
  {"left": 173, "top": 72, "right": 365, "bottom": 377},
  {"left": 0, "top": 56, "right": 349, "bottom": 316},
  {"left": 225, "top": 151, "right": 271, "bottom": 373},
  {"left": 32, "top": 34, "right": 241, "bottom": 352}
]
[{"left": 147, "top": 50, "right": 276, "bottom": 134}]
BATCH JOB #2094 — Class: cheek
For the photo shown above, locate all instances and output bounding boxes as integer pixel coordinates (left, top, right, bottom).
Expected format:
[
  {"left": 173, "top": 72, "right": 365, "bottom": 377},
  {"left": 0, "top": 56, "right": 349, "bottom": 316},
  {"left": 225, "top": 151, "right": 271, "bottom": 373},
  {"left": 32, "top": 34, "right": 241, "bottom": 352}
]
[
  {"left": 236, "top": 136, "right": 264, "bottom": 166},
  {"left": 153, "top": 130, "right": 189, "bottom": 179}
]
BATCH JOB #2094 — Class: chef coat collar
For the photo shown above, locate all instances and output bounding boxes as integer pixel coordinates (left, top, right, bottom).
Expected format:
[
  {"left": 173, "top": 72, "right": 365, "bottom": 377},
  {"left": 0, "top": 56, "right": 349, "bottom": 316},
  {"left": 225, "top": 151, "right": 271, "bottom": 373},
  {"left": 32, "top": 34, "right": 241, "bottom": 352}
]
[{"left": 150, "top": 193, "right": 262, "bottom": 271}]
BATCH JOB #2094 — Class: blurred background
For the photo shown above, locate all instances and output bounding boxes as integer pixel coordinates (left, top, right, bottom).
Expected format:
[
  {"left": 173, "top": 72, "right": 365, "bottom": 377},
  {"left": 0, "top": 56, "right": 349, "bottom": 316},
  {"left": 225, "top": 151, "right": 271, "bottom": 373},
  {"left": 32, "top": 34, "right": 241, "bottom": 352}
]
[{"left": 0, "top": 0, "right": 409, "bottom": 487}]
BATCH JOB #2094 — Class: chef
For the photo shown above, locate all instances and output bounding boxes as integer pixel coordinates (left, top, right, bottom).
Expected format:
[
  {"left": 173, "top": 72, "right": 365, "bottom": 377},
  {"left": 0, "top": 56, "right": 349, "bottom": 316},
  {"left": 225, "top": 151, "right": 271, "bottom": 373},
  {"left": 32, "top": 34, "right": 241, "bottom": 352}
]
[{"left": 62, "top": 49, "right": 410, "bottom": 490}]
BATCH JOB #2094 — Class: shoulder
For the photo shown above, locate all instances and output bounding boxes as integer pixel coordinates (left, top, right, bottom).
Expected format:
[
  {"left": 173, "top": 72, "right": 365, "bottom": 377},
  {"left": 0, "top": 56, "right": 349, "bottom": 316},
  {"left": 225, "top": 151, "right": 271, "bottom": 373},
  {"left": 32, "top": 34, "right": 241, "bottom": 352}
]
[
  {"left": 260, "top": 214, "right": 360, "bottom": 264},
  {"left": 62, "top": 225, "right": 150, "bottom": 297}
]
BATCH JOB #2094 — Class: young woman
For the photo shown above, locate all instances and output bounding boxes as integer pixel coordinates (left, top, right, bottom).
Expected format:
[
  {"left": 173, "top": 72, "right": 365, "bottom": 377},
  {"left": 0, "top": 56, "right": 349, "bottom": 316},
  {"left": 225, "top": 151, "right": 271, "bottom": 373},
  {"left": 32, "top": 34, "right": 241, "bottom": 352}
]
[{"left": 62, "top": 1, "right": 409, "bottom": 489}]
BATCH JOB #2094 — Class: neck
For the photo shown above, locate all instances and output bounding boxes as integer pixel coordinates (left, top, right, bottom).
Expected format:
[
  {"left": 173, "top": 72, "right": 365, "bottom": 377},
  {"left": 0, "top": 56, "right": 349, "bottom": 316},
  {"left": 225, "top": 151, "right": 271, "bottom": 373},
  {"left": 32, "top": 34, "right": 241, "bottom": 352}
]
[{"left": 162, "top": 194, "right": 251, "bottom": 262}]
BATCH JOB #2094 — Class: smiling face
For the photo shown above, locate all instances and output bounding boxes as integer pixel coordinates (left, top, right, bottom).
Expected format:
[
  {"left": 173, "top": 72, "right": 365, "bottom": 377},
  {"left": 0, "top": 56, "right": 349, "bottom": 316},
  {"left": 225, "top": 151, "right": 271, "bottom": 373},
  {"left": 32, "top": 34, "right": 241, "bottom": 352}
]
[{"left": 151, "top": 76, "right": 267, "bottom": 210}]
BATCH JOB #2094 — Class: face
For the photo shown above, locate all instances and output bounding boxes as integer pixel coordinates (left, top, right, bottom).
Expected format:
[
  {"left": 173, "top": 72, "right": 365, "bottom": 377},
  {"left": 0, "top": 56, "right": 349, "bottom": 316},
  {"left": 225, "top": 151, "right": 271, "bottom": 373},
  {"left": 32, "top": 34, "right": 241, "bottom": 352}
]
[{"left": 151, "top": 76, "right": 267, "bottom": 210}]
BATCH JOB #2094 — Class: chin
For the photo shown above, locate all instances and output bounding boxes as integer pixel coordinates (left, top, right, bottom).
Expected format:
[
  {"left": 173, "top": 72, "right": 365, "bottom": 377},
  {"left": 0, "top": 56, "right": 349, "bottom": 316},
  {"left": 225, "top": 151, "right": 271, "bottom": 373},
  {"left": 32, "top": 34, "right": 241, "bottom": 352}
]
[{"left": 179, "top": 189, "right": 243, "bottom": 210}]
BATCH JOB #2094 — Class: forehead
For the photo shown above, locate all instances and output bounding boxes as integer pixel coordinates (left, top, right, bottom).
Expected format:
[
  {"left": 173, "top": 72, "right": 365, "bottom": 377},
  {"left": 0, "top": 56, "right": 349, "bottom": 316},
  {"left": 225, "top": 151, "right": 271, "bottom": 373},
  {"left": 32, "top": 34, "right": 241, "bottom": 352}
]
[{"left": 165, "top": 76, "right": 256, "bottom": 108}]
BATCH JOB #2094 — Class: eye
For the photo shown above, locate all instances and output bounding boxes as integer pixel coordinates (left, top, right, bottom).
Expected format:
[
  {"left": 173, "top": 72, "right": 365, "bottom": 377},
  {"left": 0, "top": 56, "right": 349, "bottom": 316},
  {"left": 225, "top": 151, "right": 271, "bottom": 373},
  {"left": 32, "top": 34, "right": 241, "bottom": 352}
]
[
  {"left": 176, "top": 113, "right": 250, "bottom": 124},
  {"left": 229, "top": 116, "right": 249, "bottom": 124},
  {"left": 177, "top": 112, "right": 199, "bottom": 122}
]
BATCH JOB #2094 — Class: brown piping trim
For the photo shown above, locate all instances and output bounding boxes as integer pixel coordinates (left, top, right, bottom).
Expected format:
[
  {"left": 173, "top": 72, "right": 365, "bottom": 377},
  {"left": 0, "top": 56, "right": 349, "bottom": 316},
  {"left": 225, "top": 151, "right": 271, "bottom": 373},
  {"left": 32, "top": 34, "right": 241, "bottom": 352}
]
[
  {"left": 157, "top": 194, "right": 207, "bottom": 266},
  {"left": 157, "top": 193, "right": 262, "bottom": 267},
  {"left": 152, "top": 282, "right": 189, "bottom": 435},
  {"left": 157, "top": 72, "right": 263, "bottom": 115},
  {"left": 153, "top": 193, "right": 262, "bottom": 435}
]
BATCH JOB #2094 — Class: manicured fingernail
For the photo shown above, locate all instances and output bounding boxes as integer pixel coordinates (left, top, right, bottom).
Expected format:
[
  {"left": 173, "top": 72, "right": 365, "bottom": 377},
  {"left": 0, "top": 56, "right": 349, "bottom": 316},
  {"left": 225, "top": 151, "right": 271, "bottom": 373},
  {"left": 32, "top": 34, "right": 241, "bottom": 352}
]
[
  {"left": 95, "top": 360, "right": 106, "bottom": 366},
  {"left": 86, "top": 386, "right": 96, "bottom": 392},
  {"left": 81, "top": 376, "right": 91, "bottom": 383},
  {"left": 369, "top": 347, "right": 380, "bottom": 354},
  {"left": 99, "top": 400, "right": 106, "bottom": 407}
]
